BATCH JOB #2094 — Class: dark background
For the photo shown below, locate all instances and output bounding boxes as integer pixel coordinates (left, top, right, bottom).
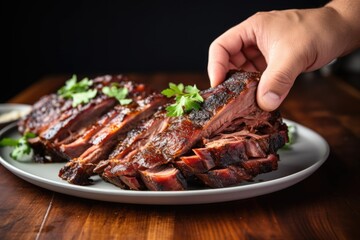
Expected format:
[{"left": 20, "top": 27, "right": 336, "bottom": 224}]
[{"left": 9, "top": 0, "right": 358, "bottom": 103}]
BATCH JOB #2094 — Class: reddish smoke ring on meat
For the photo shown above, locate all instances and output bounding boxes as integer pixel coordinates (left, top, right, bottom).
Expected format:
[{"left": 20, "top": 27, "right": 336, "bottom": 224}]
[{"left": 18, "top": 70, "right": 288, "bottom": 191}]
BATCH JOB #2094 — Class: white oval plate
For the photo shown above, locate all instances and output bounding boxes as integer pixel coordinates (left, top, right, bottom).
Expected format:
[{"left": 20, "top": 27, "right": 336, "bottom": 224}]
[
  {"left": 0, "top": 119, "right": 329, "bottom": 205},
  {"left": 0, "top": 103, "right": 32, "bottom": 128}
]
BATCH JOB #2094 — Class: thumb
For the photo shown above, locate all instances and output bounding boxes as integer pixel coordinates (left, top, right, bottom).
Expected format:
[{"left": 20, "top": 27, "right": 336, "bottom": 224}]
[{"left": 257, "top": 49, "right": 304, "bottom": 111}]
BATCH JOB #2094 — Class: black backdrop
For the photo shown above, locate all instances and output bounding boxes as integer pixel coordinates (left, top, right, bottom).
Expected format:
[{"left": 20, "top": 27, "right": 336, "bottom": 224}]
[{"left": 7, "top": 0, "right": 328, "bottom": 102}]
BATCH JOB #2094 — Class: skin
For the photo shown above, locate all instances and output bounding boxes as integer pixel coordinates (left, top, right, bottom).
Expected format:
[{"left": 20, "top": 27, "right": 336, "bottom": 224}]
[{"left": 208, "top": 0, "right": 360, "bottom": 111}]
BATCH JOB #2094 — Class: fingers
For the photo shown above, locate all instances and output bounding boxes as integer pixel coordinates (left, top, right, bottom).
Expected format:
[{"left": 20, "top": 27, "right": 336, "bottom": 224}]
[
  {"left": 241, "top": 46, "right": 267, "bottom": 71},
  {"left": 208, "top": 25, "right": 250, "bottom": 87},
  {"left": 208, "top": 19, "right": 303, "bottom": 111},
  {"left": 208, "top": 8, "right": 341, "bottom": 111},
  {"left": 208, "top": 43, "right": 231, "bottom": 87},
  {"left": 256, "top": 47, "right": 304, "bottom": 111}
]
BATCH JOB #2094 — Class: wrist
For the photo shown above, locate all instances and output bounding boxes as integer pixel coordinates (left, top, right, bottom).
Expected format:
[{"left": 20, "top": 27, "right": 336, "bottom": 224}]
[{"left": 325, "top": 0, "right": 360, "bottom": 55}]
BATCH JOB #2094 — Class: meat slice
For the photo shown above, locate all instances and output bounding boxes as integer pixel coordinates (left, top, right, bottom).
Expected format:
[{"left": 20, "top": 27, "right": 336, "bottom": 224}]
[
  {"left": 98, "top": 70, "right": 286, "bottom": 190},
  {"left": 139, "top": 164, "right": 187, "bottom": 191},
  {"left": 40, "top": 97, "right": 117, "bottom": 143},
  {"left": 108, "top": 113, "right": 168, "bottom": 161},
  {"left": 58, "top": 93, "right": 168, "bottom": 185},
  {"left": 196, "top": 154, "right": 279, "bottom": 188},
  {"left": 59, "top": 108, "right": 119, "bottom": 158}
]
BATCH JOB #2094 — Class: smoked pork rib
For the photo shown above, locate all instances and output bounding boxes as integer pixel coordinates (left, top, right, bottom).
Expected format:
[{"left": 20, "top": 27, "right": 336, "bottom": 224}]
[
  {"left": 97, "top": 70, "right": 287, "bottom": 190},
  {"left": 18, "top": 70, "right": 288, "bottom": 190}
]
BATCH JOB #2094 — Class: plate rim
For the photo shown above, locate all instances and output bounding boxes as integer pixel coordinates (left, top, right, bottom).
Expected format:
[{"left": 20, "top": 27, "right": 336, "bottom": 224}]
[
  {"left": 0, "top": 103, "right": 32, "bottom": 125},
  {"left": 0, "top": 119, "right": 330, "bottom": 204}
]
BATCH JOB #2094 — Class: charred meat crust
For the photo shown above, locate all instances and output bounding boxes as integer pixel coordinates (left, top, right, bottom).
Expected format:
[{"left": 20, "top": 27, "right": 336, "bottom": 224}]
[
  {"left": 19, "top": 70, "right": 288, "bottom": 190},
  {"left": 97, "top": 70, "right": 287, "bottom": 190}
]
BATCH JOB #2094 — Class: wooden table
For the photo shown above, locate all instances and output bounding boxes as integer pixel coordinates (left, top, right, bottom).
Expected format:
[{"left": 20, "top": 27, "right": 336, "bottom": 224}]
[{"left": 1, "top": 72, "right": 359, "bottom": 240}]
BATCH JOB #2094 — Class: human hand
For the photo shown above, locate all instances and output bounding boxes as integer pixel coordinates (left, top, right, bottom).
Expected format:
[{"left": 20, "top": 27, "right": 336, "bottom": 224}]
[{"left": 208, "top": 2, "right": 360, "bottom": 111}]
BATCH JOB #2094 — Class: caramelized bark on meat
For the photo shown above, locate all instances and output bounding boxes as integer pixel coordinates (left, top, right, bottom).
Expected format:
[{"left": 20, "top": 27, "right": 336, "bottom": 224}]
[
  {"left": 98, "top": 70, "right": 287, "bottom": 190},
  {"left": 19, "top": 70, "right": 289, "bottom": 190}
]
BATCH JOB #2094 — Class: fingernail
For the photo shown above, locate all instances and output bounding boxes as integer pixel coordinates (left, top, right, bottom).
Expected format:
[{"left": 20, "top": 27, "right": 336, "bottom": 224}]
[{"left": 262, "top": 91, "right": 281, "bottom": 110}]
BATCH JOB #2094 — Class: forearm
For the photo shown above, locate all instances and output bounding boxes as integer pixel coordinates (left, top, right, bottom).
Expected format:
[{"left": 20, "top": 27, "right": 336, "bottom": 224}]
[{"left": 325, "top": 0, "right": 360, "bottom": 55}]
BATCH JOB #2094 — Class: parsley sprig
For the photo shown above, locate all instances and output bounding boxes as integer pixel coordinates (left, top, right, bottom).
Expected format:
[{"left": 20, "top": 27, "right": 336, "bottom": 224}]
[
  {"left": 161, "top": 83, "right": 204, "bottom": 117},
  {"left": 57, "top": 75, "right": 97, "bottom": 107},
  {"left": 102, "top": 83, "right": 132, "bottom": 105},
  {"left": 0, "top": 132, "right": 36, "bottom": 161},
  {"left": 282, "top": 124, "right": 297, "bottom": 150}
]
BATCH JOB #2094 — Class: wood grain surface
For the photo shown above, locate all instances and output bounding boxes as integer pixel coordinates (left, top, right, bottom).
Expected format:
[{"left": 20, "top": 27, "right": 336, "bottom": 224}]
[{"left": 1, "top": 72, "right": 359, "bottom": 240}]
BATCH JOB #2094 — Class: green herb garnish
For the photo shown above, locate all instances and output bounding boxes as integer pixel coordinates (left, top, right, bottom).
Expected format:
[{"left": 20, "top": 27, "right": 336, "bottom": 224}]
[
  {"left": 102, "top": 83, "right": 132, "bottom": 105},
  {"left": 161, "top": 83, "right": 204, "bottom": 117},
  {"left": 0, "top": 132, "right": 36, "bottom": 160},
  {"left": 71, "top": 89, "right": 98, "bottom": 107},
  {"left": 282, "top": 124, "right": 297, "bottom": 149},
  {"left": 58, "top": 75, "right": 97, "bottom": 107}
]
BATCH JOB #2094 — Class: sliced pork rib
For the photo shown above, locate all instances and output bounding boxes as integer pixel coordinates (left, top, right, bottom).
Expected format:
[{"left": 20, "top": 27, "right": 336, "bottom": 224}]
[
  {"left": 18, "top": 70, "right": 288, "bottom": 190},
  {"left": 97, "top": 70, "right": 288, "bottom": 190}
]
